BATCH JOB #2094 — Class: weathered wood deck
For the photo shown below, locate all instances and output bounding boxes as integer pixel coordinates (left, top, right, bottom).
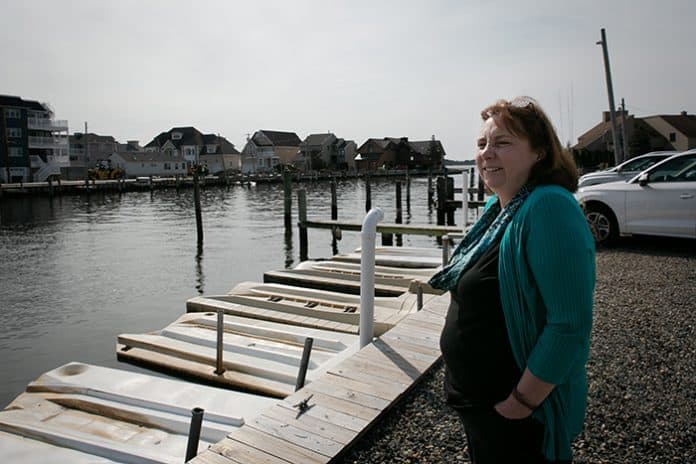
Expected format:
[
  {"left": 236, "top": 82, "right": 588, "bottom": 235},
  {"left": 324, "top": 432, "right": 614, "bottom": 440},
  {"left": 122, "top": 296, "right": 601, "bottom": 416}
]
[{"left": 189, "top": 292, "right": 449, "bottom": 464}]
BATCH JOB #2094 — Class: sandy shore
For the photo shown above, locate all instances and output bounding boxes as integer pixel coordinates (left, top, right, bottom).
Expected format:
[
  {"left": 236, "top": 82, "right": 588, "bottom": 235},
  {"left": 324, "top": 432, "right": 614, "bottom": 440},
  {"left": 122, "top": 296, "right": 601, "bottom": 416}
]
[{"left": 335, "top": 236, "right": 696, "bottom": 463}]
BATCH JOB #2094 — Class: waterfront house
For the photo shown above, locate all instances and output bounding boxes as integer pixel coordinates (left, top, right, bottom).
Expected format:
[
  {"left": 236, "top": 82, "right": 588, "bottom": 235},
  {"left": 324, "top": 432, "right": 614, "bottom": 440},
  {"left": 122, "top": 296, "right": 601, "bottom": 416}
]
[
  {"left": 0, "top": 95, "right": 69, "bottom": 183},
  {"left": 144, "top": 127, "right": 241, "bottom": 174},
  {"left": 297, "top": 133, "right": 357, "bottom": 171},
  {"left": 68, "top": 133, "right": 120, "bottom": 180},
  {"left": 572, "top": 110, "right": 696, "bottom": 169},
  {"left": 354, "top": 136, "right": 445, "bottom": 172},
  {"left": 241, "top": 130, "right": 302, "bottom": 174},
  {"left": 108, "top": 151, "right": 188, "bottom": 178}
]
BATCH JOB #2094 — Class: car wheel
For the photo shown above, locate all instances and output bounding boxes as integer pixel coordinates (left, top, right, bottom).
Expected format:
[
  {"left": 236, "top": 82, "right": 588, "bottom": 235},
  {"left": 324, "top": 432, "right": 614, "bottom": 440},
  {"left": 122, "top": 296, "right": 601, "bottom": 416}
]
[{"left": 585, "top": 204, "right": 618, "bottom": 245}]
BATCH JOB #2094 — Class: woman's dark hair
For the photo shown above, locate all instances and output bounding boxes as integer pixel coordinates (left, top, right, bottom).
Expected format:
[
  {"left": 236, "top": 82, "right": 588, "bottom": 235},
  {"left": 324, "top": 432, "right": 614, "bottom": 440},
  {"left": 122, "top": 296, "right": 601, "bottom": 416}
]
[{"left": 481, "top": 96, "right": 578, "bottom": 192}]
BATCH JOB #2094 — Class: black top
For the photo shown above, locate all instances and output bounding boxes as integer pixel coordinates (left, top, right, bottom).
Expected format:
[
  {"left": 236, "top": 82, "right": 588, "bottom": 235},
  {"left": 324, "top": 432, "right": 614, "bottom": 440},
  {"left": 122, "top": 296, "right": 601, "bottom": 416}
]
[{"left": 439, "top": 240, "right": 521, "bottom": 409}]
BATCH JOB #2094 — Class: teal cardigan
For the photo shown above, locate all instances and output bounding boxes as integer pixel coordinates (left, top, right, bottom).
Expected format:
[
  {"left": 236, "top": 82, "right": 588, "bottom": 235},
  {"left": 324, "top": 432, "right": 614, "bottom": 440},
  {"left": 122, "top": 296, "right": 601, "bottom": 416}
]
[{"left": 497, "top": 185, "right": 595, "bottom": 460}]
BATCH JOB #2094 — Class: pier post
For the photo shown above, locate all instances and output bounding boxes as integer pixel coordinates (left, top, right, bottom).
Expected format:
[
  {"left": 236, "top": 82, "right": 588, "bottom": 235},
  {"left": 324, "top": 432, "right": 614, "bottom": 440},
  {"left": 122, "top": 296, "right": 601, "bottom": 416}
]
[
  {"left": 330, "top": 179, "right": 337, "bottom": 221},
  {"left": 48, "top": 178, "right": 54, "bottom": 197},
  {"left": 283, "top": 168, "right": 292, "bottom": 229},
  {"left": 57, "top": 178, "right": 62, "bottom": 195},
  {"left": 295, "top": 337, "right": 314, "bottom": 391},
  {"left": 193, "top": 169, "right": 203, "bottom": 245},
  {"left": 298, "top": 189, "right": 308, "bottom": 261},
  {"left": 406, "top": 171, "right": 411, "bottom": 212},
  {"left": 446, "top": 176, "right": 455, "bottom": 225},
  {"left": 185, "top": 408, "right": 205, "bottom": 462},
  {"left": 365, "top": 174, "right": 371, "bottom": 213},
  {"left": 360, "top": 207, "right": 384, "bottom": 348},
  {"left": 436, "top": 176, "right": 445, "bottom": 225},
  {"left": 477, "top": 172, "right": 485, "bottom": 201},
  {"left": 416, "top": 282, "right": 423, "bottom": 310},
  {"left": 395, "top": 181, "right": 403, "bottom": 246},
  {"left": 442, "top": 235, "right": 450, "bottom": 267},
  {"left": 215, "top": 309, "right": 225, "bottom": 375},
  {"left": 427, "top": 169, "right": 433, "bottom": 209},
  {"left": 461, "top": 170, "right": 469, "bottom": 232}
]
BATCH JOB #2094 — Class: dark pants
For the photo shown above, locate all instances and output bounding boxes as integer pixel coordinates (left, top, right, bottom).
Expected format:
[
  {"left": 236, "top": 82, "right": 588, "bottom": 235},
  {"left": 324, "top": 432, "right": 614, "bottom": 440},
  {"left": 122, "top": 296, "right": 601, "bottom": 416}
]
[{"left": 455, "top": 408, "right": 571, "bottom": 464}]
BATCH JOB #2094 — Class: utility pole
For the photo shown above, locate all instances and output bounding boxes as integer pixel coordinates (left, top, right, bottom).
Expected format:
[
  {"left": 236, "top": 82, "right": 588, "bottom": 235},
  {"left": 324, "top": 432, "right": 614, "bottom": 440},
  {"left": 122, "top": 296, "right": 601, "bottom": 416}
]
[
  {"left": 597, "top": 28, "right": 622, "bottom": 165},
  {"left": 620, "top": 98, "right": 629, "bottom": 159}
]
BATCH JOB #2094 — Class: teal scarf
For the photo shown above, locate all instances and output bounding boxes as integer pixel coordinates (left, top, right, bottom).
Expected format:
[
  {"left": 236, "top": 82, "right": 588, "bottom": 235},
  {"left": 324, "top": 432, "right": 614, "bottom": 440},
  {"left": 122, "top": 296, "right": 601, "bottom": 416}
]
[{"left": 428, "top": 185, "right": 533, "bottom": 291}]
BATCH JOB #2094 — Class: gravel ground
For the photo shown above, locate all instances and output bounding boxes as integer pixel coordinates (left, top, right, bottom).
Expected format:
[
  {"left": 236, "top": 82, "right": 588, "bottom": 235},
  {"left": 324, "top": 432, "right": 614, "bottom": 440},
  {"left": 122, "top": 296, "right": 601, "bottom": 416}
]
[{"left": 335, "top": 236, "right": 696, "bottom": 463}]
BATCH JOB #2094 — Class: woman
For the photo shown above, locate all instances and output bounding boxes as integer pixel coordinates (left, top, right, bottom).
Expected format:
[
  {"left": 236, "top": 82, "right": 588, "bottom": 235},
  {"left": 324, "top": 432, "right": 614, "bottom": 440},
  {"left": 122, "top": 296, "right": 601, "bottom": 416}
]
[{"left": 429, "top": 97, "right": 595, "bottom": 463}]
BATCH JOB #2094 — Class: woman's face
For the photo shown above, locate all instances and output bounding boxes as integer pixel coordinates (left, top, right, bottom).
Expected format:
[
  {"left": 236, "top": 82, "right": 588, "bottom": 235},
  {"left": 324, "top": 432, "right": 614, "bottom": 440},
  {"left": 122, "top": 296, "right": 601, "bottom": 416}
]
[{"left": 475, "top": 116, "right": 538, "bottom": 207}]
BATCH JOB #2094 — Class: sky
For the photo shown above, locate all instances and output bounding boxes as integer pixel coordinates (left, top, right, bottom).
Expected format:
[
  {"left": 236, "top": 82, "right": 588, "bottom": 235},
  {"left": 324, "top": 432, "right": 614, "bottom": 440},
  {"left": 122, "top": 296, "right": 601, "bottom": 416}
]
[{"left": 1, "top": 0, "right": 694, "bottom": 160}]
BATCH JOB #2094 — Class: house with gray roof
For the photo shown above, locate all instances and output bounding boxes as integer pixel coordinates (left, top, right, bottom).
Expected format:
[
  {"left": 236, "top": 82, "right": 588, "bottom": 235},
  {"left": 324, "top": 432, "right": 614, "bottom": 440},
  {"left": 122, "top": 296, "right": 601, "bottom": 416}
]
[
  {"left": 241, "top": 130, "right": 302, "bottom": 174},
  {"left": 297, "top": 133, "right": 357, "bottom": 171},
  {"left": 144, "top": 127, "right": 240, "bottom": 174}
]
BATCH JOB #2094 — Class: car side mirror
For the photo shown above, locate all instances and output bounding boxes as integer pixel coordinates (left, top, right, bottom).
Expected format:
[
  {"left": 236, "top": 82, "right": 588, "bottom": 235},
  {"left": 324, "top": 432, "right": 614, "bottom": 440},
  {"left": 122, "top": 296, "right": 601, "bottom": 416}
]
[
  {"left": 638, "top": 172, "right": 649, "bottom": 186},
  {"left": 616, "top": 166, "right": 623, "bottom": 173}
]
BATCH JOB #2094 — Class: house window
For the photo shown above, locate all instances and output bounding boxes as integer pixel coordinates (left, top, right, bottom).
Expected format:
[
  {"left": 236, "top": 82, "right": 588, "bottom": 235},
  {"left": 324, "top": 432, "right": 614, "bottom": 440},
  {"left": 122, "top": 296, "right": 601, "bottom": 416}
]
[
  {"left": 4, "top": 108, "right": 21, "bottom": 118},
  {"left": 669, "top": 132, "right": 676, "bottom": 142},
  {"left": 257, "top": 158, "right": 264, "bottom": 166},
  {"left": 164, "top": 163, "right": 171, "bottom": 170},
  {"left": 7, "top": 128, "right": 22, "bottom": 137},
  {"left": 207, "top": 144, "right": 217, "bottom": 153},
  {"left": 9, "top": 147, "right": 23, "bottom": 157},
  {"left": 172, "top": 132, "right": 182, "bottom": 140}
]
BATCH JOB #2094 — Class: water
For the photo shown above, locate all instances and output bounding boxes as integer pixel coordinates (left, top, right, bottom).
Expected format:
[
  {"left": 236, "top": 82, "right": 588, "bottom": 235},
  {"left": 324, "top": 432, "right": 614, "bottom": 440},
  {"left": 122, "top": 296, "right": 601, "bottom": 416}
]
[{"left": 0, "top": 176, "right": 457, "bottom": 407}]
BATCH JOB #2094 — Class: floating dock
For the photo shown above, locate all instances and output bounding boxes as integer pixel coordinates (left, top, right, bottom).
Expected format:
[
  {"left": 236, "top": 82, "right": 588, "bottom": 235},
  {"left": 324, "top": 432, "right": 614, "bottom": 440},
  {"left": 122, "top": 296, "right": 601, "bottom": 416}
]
[{"left": 1, "top": 246, "right": 451, "bottom": 463}]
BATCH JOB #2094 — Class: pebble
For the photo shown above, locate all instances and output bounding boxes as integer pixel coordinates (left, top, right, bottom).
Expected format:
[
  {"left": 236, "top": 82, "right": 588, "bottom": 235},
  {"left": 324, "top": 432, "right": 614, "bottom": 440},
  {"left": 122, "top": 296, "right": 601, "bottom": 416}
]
[{"left": 334, "top": 236, "right": 696, "bottom": 464}]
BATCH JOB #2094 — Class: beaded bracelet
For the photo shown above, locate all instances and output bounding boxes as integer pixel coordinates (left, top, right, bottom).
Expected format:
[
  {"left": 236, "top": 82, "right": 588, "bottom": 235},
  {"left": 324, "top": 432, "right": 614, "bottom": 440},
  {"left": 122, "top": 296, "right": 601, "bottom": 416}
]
[{"left": 512, "top": 386, "right": 538, "bottom": 411}]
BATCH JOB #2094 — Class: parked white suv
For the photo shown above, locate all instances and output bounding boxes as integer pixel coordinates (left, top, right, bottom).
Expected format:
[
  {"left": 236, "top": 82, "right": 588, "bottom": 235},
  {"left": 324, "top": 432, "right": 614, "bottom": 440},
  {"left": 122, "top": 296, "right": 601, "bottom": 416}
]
[
  {"left": 575, "top": 150, "right": 696, "bottom": 244},
  {"left": 578, "top": 151, "right": 677, "bottom": 187}
]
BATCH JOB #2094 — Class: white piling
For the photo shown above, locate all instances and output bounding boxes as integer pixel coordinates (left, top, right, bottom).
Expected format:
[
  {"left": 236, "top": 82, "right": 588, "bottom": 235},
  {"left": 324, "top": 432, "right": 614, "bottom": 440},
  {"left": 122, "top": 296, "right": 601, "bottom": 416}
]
[{"left": 360, "top": 207, "right": 384, "bottom": 348}]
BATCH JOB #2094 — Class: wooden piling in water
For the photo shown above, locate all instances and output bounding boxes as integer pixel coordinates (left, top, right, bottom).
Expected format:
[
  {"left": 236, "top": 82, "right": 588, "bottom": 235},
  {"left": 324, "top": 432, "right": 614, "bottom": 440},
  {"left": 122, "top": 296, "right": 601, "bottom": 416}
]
[
  {"left": 298, "top": 189, "right": 308, "bottom": 261},
  {"left": 446, "top": 176, "right": 455, "bottom": 226},
  {"left": 436, "top": 176, "right": 445, "bottom": 225},
  {"left": 395, "top": 181, "right": 403, "bottom": 246},
  {"left": 283, "top": 169, "right": 292, "bottom": 229},
  {"left": 330, "top": 180, "right": 337, "bottom": 221},
  {"left": 406, "top": 171, "right": 411, "bottom": 212},
  {"left": 193, "top": 169, "right": 203, "bottom": 245},
  {"left": 427, "top": 169, "right": 434, "bottom": 209},
  {"left": 365, "top": 174, "right": 371, "bottom": 213}
]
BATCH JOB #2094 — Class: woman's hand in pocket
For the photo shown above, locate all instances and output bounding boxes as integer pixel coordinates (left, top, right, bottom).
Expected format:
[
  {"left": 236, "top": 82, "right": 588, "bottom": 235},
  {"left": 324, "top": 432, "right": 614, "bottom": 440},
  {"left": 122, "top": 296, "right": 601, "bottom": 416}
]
[{"left": 494, "top": 395, "right": 533, "bottom": 420}]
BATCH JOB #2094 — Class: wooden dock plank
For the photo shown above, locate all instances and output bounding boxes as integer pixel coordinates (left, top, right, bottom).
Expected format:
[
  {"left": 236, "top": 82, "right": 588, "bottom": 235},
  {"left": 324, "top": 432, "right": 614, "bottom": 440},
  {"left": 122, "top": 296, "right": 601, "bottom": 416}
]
[
  {"left": 225, "top": 426, "right": 328, "bottom": 464},
  {"left": 263, "top": 403, "right": 357, "bottom": 444},
  {"left": 319, "top": 371, "right": 407, "bottom": 401},
  {"left": 246, "top": 414, "right": 343, "bottom": 458},
  {"left": 331, "top": 356, "right": 422, "bottom": 384},
  {"left": 304, "top": 376, "right": 391, "bottom": 411},
  {"left": 291, "top": 389, "right": 381, "bottom": 423},
  {"left": 278, "top": 396, "right": 369, "bottom": 433},
  {"left": 208, "top": 437, "right": 293, "bottom": 464}
]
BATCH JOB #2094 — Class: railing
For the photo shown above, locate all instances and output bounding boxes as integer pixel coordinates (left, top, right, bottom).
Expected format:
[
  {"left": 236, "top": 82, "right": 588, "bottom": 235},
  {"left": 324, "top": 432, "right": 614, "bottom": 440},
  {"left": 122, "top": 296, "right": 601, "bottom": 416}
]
[
  {"left": 27, "top": 118, "right": 69, "bottom": 131},
  {"left": 28, "top": 136, "right": 69, "bottom": 149}
]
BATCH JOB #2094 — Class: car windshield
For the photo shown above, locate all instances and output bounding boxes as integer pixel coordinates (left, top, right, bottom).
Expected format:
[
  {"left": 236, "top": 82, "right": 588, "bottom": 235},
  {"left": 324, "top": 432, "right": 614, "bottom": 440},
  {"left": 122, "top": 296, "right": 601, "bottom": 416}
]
[
  {"left": 621, "top": 155, "right": 668, "bottom": 172},
  {"left": 647, "top": 154, "right": 696, "bottom": 182}
]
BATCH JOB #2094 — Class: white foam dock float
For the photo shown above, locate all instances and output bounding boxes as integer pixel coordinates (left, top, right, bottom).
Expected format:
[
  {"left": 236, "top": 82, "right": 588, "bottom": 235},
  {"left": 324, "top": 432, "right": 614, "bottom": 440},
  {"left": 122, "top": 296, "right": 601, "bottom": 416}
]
[
  {"left": 0, "top": 362, "right": 276, "bottom": 464},
  {"left": 263, "top": 260, "right": 441, "bottom": 297},
  {"left": 118, "top": 312, "right": 360, "bottom": 398},
  {"left": 332, "top": 245, "right": 444, "bottom": 268},
  {"left": 185, "top": 281, "right": 440, "bottom": 334}
]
